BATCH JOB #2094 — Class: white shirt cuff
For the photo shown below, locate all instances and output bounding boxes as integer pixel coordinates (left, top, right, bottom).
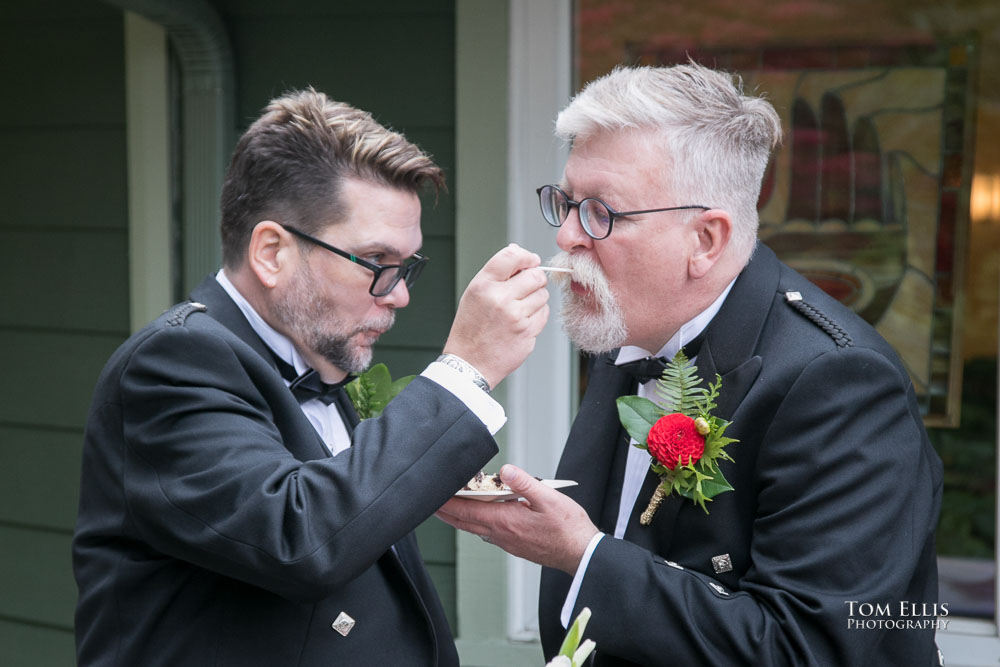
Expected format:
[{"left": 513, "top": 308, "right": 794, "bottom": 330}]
[
  {"left": 560, "top": 532, "right": 605, "bottom": 628},
  {"left": 421, "top": 362, "right": 507, "bottom": 435}
]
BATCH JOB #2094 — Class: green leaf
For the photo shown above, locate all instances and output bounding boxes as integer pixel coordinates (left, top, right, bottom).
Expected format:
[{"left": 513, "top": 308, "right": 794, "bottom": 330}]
[
  {"left": 388, "top": 374, "right": 416, "bottom": 401},
  {"left": 653, "top": 350, "right": 708, "bottom": 416},
  {"left": 698, "top": 462, "right": 734, "bottom": 498},
  {"left": 346, "top": 364, "right": 415, "bottom": 420},
  {"left": 344, "top": 378, "right": 368, "bottom": 419},
  {"left": 365, "top": 364, "right": 393, "bottom": 403},
  {"left": 616, "top": 396, "right": 663, "bottom": 446}
]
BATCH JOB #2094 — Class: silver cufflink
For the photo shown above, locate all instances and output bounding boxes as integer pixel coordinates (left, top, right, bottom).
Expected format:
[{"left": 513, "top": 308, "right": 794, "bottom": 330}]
[
  {"left": 711, "top": 553, "right": 733, "bottom": 574},
  {"left": 332, "top": 611, "right": 355, "bottom": 637}
]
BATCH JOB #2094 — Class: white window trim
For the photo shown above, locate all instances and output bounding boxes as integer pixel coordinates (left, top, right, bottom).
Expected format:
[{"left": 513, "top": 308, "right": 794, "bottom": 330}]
[
  {"left": 454, "top": 0, "right": 572, "bottom": 661},
  {"left": 124, "top": 12, "right": 173, "bottom": 331},
  {"left": 503, "top": 0, "right": 574, "bottom": 642}
]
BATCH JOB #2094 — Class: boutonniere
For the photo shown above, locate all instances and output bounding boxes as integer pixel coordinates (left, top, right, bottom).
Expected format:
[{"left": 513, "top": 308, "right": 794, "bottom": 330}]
[
  {"left": 345, "top": 363, "right": 415, "bottom": 419},
  {"left": 616, "top": 351, "right": 738, "bottom": 520}
]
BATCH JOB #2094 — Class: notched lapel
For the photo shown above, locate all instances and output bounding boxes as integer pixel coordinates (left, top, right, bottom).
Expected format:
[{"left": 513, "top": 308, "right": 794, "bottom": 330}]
[
  {"left": 559, "top": 355, "right": 636, "bottom": 522},
  {"left": 695, "top": 340, "right": 762, "bottom": 422},
  {"left": 715, "top": 356, "right": 762, "bottom": 421}
]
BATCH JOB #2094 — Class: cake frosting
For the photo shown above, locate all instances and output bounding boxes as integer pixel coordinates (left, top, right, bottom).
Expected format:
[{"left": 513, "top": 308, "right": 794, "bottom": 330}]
[{"left": 462, "top": 471, "right": 509, "bottom": 491}]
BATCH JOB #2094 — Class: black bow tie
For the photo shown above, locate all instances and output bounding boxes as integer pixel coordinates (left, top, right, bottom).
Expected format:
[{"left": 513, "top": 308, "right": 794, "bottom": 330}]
[
  {"left": 271, "top": 353, "right": 354, "bottom": 406},
  {"left": 614, "top": 335, "right": 705, "bottom": 384}
]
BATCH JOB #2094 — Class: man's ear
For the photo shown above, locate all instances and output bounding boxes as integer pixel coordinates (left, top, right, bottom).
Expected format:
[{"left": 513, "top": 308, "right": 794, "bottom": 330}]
[
  {"left": 689, "top": 209, "right": 732, "bottom": 279},
  {"left": 247, "top": 221, "right": 293, "bottom": 289}
]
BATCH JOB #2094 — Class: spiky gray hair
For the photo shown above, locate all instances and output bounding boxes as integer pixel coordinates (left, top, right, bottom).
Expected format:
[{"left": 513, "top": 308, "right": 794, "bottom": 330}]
[{"left": 556, "top": 63, "right": 782, "bottom": 261}]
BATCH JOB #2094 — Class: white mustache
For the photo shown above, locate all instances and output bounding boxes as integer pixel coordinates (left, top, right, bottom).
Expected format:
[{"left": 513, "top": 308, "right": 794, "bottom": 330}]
[
  {"left": 547, "top": 250, "right": 628, "bottom": 353},
  {"left": 548, "top": 252, "right": 613, "bottom": 296}
]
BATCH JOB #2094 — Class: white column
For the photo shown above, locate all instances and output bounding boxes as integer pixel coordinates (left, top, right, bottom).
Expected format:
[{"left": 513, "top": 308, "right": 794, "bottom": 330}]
[
  {"left": 504, "top": 0, "right": 573, "bottom": 642},
  {"left": 125, "top": 12, "right": 172, "bottom": 331}
]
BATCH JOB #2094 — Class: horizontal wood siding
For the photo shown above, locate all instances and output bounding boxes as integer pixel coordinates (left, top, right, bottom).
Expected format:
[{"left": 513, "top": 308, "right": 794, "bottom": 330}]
[{"left": 0, "top": 1, "right": 127, "bottom": 664}]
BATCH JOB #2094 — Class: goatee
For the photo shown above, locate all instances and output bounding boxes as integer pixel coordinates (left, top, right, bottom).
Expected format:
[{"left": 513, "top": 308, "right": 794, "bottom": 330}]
[
  {"left": 548, "top": 252, "right": 627, "bottom": 354},
  {"left": 272, "top": 265, "right": 395, "bottom": 373}
]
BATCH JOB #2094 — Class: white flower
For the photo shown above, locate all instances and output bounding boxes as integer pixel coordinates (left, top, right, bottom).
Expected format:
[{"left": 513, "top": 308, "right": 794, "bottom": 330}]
[
  {"left": 573, "top": 639, "right": 596, "bottom": 665},
  {"left": 545, "top": 657, "right": 573, "bottom": 667}
]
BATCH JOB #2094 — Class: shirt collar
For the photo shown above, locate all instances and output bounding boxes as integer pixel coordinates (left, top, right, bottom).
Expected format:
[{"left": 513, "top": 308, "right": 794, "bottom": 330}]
[
  {"left": 615, "top": 277, "right": 737, "bottom": 365},
  {"left": 215, "top": 269, "right": 310, "bottom": 376}
]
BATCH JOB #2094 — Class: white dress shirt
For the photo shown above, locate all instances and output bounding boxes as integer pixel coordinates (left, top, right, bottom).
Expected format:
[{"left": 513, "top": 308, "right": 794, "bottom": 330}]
[
  {"left": 560, "top": 279, "right": 737, "bottom": 627},
  {"left": 215, "top": 270, "right": 506, "bottom": 457}
]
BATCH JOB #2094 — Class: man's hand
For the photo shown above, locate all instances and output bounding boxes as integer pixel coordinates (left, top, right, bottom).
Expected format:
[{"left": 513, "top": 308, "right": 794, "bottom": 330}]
[
  {"left": 443, "top": 244, "right": 550, "bottom": 389},
  {"left": 436, "top": 464, "right": 599, "bottom": 574}
]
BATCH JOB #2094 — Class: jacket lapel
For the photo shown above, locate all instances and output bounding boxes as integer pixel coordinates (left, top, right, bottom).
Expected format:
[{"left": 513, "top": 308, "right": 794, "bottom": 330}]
[
  {"left": 556, "top": 354, "right": 636, "bottom": 525},
  {"left": 189, "top": 275, "right": 332, "bottom": 460}
]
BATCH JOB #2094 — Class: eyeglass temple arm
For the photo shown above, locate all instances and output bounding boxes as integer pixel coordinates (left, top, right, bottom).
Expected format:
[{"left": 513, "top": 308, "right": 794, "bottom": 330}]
[{"left": 615, "top": 205, "right": 711, "bottom": 216}]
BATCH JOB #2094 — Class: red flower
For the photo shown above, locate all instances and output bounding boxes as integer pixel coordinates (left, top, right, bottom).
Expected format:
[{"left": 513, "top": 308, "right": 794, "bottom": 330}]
[{"left": 647, "top": 413, "right": 705, "bottom": 470}]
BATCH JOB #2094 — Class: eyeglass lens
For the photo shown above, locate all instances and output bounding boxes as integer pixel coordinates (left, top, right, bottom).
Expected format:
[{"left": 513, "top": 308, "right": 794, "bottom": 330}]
[
  {"left": 539, "top": 185, "right": 612, "bottom": 239},
  {"left": 371, "top": 259, "right": 425, "bottom": 297}
]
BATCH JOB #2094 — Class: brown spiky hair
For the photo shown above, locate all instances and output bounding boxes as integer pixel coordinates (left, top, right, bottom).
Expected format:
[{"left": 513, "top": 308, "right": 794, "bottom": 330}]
[{"left": 220, "top": 88, "right": 445, "bottom": 268}]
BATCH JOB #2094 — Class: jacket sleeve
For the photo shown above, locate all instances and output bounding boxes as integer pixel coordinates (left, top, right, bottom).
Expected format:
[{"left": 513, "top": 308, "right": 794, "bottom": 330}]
[
  {"left": 567, "top": 346, "right": 940, "bottom": 665},
  {"left": 118, "top": 324, "right": 498, "bottom": 601}
]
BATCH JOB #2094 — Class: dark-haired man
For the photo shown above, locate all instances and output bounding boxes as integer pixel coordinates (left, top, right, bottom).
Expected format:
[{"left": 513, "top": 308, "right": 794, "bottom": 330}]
[{"left": 73, "top": 89, "right": 550, "bottom": 666}]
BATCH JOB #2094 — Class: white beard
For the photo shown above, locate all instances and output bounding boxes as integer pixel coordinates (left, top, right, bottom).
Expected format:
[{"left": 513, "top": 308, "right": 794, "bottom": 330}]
[{"left": 548, "top": 252, "right": 628, "bottom": 354}]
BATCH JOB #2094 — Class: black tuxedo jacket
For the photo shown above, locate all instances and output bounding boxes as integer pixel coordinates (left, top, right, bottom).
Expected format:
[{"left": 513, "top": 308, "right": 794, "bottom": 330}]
[
  {"left": 73, "top": 276, "right": 497, "bottom": 666},
  {"left": 540, "top": 245, "right": 943, "bottom": 666}
]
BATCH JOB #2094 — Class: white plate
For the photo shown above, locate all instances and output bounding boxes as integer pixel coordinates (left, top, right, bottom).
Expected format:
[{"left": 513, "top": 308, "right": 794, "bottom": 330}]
[{"left": 455, "top": 479, "right": 578, "bottom": 502}]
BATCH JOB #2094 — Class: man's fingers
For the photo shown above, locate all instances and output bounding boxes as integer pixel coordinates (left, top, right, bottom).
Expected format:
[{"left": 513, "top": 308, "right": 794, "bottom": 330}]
[
  {"left": 435, "top": 501, "right": 484, "bottom": 533},
  {"left": 525, "top": 304, "right": 550, "bottom": 338},
  {"left": 480, "top": 243, "right": 541, "bottom": 281}
]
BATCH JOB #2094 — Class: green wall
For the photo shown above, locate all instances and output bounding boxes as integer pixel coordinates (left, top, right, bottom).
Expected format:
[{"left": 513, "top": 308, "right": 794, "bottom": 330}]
[{"left": 0, "top": 1, "right": 128, "bottom": 664}]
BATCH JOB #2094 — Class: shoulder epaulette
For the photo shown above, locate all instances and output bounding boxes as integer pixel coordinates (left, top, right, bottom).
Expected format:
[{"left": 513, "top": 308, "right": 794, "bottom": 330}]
[
  {"left": 164, "top": 301, "right": 208, "bottom": 327},
  {"left": 783, "top": 291, "right": 853, "bottom": 348}
]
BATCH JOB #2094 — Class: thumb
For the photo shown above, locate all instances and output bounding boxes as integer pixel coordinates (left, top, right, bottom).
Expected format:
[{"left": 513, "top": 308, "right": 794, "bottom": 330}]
[{"left": 500, "top": 464, "right": 541, "bottom": 499}]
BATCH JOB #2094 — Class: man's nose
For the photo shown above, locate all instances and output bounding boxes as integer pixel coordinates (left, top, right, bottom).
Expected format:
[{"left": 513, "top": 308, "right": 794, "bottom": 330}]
[
  {"left": 555, "top": 206, "right": 594, "bottom": 252},
  {"left": 376, "top": 278, "right": 410, "bottom": 309}
]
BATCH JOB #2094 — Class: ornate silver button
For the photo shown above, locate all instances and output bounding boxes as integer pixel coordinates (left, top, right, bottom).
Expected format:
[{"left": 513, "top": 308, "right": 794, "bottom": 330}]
[
  {"left": 332, "top": 611, "right": 355, "bottom": 637},
  {"left": 711, "top": 553, "right": 733, "bottom": 574}
]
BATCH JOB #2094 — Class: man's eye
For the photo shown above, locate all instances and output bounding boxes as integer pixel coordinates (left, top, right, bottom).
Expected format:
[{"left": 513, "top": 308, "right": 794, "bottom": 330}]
[{"left": 365, "top": 253, "right": 384, "bottom": 264}]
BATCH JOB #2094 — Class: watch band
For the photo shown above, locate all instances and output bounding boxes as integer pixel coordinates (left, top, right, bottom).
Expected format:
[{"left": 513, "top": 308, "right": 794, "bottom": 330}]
[{"left": 435, "top": 353, "right": 491, "bottom": 394}]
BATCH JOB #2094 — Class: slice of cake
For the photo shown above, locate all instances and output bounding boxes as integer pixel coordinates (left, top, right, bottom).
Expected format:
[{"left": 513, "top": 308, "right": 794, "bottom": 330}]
[{"left": 462, "top": 471, "right": 509, "bottom": 491}]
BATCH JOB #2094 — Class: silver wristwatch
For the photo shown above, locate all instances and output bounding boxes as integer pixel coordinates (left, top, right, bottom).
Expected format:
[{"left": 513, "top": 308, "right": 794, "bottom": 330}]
[{"left": 435, "top": 353, "right": 491, "bottom": 394}]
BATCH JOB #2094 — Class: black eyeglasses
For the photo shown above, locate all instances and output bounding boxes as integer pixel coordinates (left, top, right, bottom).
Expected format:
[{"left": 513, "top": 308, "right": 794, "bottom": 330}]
[
  {"left": 281, "top": 225, "right": 428, "bottom": 297},
  {"left": 536, "top": 184, "right": 710, "bottom": 240}
]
